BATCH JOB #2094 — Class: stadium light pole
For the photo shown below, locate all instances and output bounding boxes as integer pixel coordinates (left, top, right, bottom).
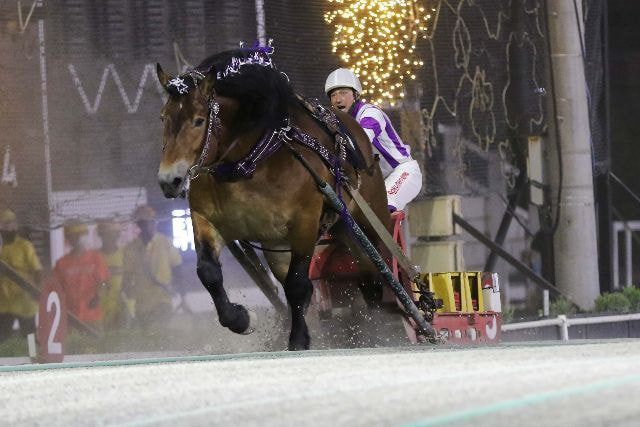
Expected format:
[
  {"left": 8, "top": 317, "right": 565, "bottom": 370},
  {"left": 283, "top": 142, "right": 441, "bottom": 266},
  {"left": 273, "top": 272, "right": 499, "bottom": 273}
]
[
  {"left": 545, "top": 0, "right": 600, "bottom": 309},
  {"left": 36, "top": 0, "right": 59, "bottom": 267},
  {"left": 255, "top": 0, "right": 266, "bottom": 46}
]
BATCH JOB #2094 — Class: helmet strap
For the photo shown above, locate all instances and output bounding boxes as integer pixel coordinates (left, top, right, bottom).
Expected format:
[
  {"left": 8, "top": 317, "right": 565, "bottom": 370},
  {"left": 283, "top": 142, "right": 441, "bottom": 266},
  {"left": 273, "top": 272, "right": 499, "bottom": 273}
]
[
  {"left": 347, "top": 89, "right": 360, "bottom": 114},
  {"left": 348, "top": 98, "right": 359, "bottom": 115}
]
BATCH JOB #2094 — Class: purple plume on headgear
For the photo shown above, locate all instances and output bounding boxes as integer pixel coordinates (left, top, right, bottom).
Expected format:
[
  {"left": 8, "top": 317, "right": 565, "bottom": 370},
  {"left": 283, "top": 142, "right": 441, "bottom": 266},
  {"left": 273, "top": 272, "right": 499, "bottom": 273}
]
[
  {"left": 252, "top": 39, "right": 274, "bottom": 56},
  {"left": 217, "top": 39, "right": 276, "bottom": 80}
]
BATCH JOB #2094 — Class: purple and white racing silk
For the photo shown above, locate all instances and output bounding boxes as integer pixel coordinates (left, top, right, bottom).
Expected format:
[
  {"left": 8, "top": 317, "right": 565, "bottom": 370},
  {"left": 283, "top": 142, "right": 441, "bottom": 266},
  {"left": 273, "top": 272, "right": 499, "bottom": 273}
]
[{"left": 350, "top": 100, "right": 412, "bottom": 178}]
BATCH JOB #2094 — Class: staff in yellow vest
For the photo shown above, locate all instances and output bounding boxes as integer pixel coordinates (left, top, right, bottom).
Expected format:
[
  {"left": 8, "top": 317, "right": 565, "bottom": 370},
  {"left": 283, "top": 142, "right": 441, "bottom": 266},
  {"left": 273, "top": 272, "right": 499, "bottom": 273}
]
[
  {"left": 123, "top": 206, "right": 182, "bottom": 327},
  {"left": 97, "top": 220, "right": 130, "bottom": 330},
  {"left": 0, "top": 209, "right": 43, "bottom": 343}
]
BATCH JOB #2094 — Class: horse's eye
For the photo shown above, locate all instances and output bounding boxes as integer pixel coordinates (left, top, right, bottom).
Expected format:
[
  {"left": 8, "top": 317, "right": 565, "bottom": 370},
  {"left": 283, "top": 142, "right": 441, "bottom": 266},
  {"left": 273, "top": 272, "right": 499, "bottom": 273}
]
[
  {"left": 159, "top": 116, "right": 165, "bottom": 122},
  {"left": 194, "top": 118, "right": 205, "bottom": 127}
]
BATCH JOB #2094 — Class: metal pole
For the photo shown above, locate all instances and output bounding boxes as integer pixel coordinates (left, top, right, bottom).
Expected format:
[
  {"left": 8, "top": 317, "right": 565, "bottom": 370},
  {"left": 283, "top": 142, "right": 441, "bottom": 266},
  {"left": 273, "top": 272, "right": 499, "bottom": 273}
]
[
  {"left": 37, "top": 2, "right": 55, "bottom": 267},
  {"left": 597, "top": 173, "right": 613, "bottom": 292},
  {"left": 545, "top": 0, "right": 601, "bottom": 309},
  {"left": 453, "top": 213, "right": 568, "bottom": 298},
  {"left": 318, "top": 182, "right": 437, "bottom": 341},
  {"left": 558, "top": 314, "right": 569, "bottom": 341},
  {"left": 612, "top": 220, "right": 620, "bottom": 289},
  {"left": 543, "top": 289, "right": 550, "bottom": 316},
  {"left": 599, "top": 0, "right": 614, "bottom": 293},
  {"left": 227, "top": 240, "right": 288, "bottom": 315},
  {"left": 255, "top": 0, "right": 266, "bottom": 46},
  {"left": 625, "top": 226, "right": 632, "bottom": 287},
  {"left": 285, "top": 144, "right": 438, "bottom": 341},
  {"left": 484, "top": 172, "right": 527, "bottom": 272}
]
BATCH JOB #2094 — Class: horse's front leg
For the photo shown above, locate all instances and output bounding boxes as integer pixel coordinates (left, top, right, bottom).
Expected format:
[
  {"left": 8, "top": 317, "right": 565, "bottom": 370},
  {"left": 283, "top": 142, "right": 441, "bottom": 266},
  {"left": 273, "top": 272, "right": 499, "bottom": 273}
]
[
  {"left": 193, "top": 212, "right": 255, "bottom": 334},
  {"left": 284, "top": 252, "right": 314, "bottom": 351}
]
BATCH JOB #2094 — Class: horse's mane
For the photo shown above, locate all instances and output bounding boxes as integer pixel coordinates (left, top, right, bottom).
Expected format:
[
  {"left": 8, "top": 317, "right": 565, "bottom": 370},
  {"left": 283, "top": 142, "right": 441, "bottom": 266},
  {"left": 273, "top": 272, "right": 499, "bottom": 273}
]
[{"left": 196, "top": 49, "right": 296, "bottom": 131}]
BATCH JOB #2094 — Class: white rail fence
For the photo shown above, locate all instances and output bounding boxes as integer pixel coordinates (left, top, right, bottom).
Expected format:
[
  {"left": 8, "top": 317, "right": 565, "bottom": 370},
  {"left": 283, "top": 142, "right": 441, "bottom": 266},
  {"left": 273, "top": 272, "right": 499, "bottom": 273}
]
[{"left": 502, "top": 313, "right": 640, "bottom": 340}]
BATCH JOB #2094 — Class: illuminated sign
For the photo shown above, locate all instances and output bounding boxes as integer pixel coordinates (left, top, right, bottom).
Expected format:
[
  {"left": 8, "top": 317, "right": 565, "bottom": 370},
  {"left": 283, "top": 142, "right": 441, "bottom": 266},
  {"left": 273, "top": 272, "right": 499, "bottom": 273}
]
[{"left": 172, "top": 209, "right": 195, "bottom": 251}]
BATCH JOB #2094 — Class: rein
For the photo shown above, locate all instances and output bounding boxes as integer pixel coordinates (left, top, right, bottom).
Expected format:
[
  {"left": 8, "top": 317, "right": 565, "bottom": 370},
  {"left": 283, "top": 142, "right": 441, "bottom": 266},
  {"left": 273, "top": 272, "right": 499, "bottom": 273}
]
[
  {"left": 185, "top": 70, "right": 222, "bottom": 181},
  {"left": 240, "top": 240, "right": 292, "bottom": 253},
  {"left": 187, "top": 99, "right": 348, "bottom": 184},
  {"left": 175, "top": 69, "right": 356, "bottom": 258},
  {"left": 177, "top": 64, "right": 352, "bottom": 188},
  {"left": 191, "top": 98, "right": 220, "bottom": 173}
]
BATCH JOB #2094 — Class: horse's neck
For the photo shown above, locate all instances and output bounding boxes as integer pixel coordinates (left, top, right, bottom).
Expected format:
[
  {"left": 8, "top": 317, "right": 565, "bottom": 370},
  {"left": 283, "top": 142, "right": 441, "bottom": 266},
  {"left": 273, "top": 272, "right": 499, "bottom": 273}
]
[
  {"left": 217, "top": 101, "right": 303, "bottom": 163},
  {"left": 217, "top": 128, "right": 264, "bottom": 163}
]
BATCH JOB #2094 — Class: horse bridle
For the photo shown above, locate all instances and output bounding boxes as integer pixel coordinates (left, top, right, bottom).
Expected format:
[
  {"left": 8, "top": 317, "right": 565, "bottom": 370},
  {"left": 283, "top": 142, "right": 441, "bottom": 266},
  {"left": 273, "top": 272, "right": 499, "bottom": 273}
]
[
  {"left": 185, "top": 69, "right": 222, "bottom": 181},
  {"left": 176, "top": 68, "right": 356, "bottom": 192}
]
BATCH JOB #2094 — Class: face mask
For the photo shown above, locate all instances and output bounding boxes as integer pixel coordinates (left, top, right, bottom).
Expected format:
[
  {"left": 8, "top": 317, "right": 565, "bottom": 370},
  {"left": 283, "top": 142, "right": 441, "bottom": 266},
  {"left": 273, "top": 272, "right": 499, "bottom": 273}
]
[
  {"left": 137, "top": 221, "right": 155, "bottom": 242},
  {"left": 68, "top": 235, "right": 89, "bottom": 252},
  {"left": 1, "top": 230, "right": 17, "bottom": 244},
  {"left": 79, "top": 235, "right": 92, "bottom": 250}
]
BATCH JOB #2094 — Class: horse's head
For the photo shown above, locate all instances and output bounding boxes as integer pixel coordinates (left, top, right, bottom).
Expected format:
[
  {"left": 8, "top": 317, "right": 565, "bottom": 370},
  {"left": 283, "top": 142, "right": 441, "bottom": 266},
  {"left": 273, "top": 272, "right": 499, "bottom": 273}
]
[
  {"left": 156, "top": 64, "right": 217, "bottom": 198},
  {"left": 156, "top": 47, "right": 295, "bottom": 197}
]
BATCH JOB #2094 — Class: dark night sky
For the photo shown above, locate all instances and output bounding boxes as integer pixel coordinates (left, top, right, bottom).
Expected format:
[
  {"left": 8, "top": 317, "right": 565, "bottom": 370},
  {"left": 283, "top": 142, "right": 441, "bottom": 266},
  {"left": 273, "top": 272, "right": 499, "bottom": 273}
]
[{"left": 609, "top": 0, "right": 640, "bottom": 215}]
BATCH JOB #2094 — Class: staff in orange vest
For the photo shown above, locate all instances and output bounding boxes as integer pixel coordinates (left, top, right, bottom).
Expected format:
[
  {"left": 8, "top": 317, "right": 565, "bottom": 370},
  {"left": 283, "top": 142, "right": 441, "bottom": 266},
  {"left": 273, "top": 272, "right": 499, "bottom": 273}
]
[{"left": 52, "top": 222, "right": 109, "bottom": 325}]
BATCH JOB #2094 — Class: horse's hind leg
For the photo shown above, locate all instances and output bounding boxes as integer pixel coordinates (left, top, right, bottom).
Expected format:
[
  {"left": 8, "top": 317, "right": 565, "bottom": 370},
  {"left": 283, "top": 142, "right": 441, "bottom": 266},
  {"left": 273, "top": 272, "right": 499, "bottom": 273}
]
[
  {"left": 330, "top": 221, "right": 384, "bottom": 308},
  {"left": 283, "top": 252, "right": 313, "bottom": 350},
  {"left": 262, "top": 250, "right": 291, "bottom": 284},
  {"left": 193, "top": 214, "right": 255, "bottom": 334}
]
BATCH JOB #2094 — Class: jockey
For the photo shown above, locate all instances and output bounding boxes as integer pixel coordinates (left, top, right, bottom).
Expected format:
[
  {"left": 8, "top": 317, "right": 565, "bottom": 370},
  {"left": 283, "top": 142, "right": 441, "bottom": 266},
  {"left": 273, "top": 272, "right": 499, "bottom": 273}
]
[{"left": 325, "top": 68, "right": 423, "bottom": 212}]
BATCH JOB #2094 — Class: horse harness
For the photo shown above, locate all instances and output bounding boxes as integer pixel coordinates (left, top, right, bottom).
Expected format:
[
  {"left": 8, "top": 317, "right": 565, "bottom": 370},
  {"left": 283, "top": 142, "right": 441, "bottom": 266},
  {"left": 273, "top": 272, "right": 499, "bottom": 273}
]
[
  {"left": 184, "top": 72, "right": 363, "bottom": 190},
  {"left": 170, "top": 63, "right": 440, "bottom": 341}
]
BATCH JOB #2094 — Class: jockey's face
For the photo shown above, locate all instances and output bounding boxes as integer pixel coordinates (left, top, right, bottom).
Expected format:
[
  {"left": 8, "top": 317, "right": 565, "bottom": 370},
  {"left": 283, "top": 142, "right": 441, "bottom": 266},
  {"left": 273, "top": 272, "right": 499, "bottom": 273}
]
[{"left": 330, "top": 88, "right": 357, "bottom": 112}]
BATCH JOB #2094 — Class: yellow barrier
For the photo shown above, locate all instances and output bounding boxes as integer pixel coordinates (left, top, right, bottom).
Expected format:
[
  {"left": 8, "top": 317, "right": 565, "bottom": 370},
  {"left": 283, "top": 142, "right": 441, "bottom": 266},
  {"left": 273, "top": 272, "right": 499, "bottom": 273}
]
[{"left": 422, "top": 272, "right": 486, "bottom": 313}]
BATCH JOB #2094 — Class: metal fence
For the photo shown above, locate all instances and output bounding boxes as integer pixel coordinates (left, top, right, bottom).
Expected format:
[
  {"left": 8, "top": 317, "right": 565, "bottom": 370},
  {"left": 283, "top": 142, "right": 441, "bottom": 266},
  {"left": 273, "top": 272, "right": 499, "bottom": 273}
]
[{"left": 0, "top": 1, "right": 607, "bottom": 275}]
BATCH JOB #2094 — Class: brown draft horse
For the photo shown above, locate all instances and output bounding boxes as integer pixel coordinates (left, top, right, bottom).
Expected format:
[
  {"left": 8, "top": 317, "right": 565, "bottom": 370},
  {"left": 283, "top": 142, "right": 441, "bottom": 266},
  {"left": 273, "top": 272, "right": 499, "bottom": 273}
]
[{"left": 156, "top": 47, "right": 390, "bottom": 350}]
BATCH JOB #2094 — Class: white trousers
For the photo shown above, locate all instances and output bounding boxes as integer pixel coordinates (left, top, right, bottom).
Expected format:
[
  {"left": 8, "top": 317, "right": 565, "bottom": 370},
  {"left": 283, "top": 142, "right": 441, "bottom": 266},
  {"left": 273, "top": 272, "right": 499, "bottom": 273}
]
[{"left": 384, "top": 159, "right": 423, "bottom": 211}]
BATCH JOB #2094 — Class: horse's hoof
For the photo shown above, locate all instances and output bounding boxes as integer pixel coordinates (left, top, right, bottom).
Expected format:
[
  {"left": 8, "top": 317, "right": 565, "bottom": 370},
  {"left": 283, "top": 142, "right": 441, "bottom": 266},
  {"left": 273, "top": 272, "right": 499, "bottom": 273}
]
[
  {"left": 225, "top": 304, "right": 256, "bottom": 335},
  {"left": 240, "top": 309, "right": 258, "bottom": 335},
  {"left": 288, "top": 331, "right": 311, "bottom": 351},
  {"left": 287, "top": 341, "right": 310, "bottom": 351}
]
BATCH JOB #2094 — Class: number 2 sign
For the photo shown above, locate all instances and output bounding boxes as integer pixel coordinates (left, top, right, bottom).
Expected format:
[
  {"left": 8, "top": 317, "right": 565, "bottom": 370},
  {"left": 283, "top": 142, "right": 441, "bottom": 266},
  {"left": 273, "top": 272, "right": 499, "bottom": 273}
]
[{"left": 37, "top": 278, "right": 68, "bottom": 363}]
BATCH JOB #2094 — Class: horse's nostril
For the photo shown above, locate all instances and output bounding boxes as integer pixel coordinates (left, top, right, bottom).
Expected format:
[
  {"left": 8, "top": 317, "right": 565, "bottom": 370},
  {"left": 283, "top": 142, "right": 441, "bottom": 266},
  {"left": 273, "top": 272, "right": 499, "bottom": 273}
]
[{"left": 172, "top": 177, "right": 183, "bottom": 187}]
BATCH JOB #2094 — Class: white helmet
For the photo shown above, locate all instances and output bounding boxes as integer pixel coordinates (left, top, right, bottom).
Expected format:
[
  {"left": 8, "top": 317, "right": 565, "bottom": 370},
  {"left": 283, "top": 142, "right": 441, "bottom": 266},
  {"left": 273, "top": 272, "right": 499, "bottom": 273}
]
[{"left": 325, "top": 68, "right": 362, "bottom": 96}]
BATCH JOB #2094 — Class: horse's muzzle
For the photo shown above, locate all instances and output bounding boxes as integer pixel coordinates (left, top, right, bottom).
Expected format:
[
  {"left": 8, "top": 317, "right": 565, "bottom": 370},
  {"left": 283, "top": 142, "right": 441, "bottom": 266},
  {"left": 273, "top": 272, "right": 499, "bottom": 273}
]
[{"left": 159, "top": 176, "right": 184, "bottom": 199}]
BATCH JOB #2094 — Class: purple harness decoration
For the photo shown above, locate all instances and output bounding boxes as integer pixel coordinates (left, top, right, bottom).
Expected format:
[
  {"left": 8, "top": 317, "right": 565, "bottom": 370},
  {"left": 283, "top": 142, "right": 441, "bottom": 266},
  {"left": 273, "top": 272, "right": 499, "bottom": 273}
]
[
  {"left": 212, "top": 128, "right": 280, "bottom": 181},
  {"left": 182, "top": 43, "right": 276, "bottom": 182},
  {"left": 207, "top": 94, "right": 357, "bottom": 183},
  {"left": 211, "top": 124, "right": 342, "bottom": 182},
  {"left": 178, "top": 40, "right": 349, "bottom": 189}
]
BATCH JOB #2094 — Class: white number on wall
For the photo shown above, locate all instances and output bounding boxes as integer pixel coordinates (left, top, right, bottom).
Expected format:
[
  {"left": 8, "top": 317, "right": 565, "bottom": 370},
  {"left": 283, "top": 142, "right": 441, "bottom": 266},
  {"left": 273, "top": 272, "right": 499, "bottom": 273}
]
[{"left": 46, "top": 291, "right": 62, "bottom": 354}]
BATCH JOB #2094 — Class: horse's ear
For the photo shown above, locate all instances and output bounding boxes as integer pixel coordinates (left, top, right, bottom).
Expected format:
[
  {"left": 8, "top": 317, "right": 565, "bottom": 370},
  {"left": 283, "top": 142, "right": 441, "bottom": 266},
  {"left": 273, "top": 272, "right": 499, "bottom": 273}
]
[
  {"left": 156, "top": 63, "right": 172, "bottom": 90},
  {"left": 200, "top": 66, "right": 217, "bottom": 97}
]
